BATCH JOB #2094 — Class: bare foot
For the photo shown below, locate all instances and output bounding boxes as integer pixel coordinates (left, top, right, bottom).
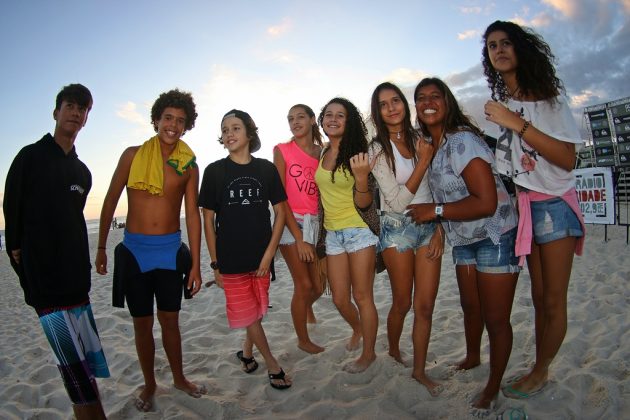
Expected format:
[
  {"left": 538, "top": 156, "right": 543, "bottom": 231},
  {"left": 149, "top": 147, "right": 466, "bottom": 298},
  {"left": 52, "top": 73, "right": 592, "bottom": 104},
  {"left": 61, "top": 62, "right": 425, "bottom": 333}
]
[
  {"left": 135, "top": 384, "right": 156, "bottom": 412},
  {"left": 174, "top": 380, "right": 207, "bottom": 398},
  {"left": 298, "top": 341, "right": 325, "bottom": 354},
  {"left": 342, "top": 354, "right": 376, "bottom": 373},
  {"left": 388, "top": 349, "right": 403, "bottom": 364},
  {"left": 412, "top": 372, "right": 443, "bottom": 397},
  {"left": 471, "top": 390, "right": 497, "bottom": 409},
  {"left": 453, "top": 356, "right": 480, "bottom": 370},
  {"left": 506, "top": 370, "right": 548, "bottom": 395},
  {"left": 345, "top": 332, "right": 362, "bottom": 351}
]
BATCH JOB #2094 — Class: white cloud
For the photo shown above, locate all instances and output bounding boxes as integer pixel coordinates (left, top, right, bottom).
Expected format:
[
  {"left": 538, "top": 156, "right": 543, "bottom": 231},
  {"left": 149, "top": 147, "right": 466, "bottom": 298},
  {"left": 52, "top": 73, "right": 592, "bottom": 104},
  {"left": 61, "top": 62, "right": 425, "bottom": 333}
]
[
  {"left": 542, "top": 0, "right": 579, "bottom": 18},
  {"left": 530, "top": 12, "right": 553, "bottom": 27},
  {"left": 458, "top": 29, "right": 479, "bottom": 40},
  {"left": 116, "top": 101, "right": 146, "bottom": 126},
  {"left": 267, "top": 17, "right": 292, "bottom": 36},
  {"left": 459, "top": 6, "right": 482, "bottom": 14}
]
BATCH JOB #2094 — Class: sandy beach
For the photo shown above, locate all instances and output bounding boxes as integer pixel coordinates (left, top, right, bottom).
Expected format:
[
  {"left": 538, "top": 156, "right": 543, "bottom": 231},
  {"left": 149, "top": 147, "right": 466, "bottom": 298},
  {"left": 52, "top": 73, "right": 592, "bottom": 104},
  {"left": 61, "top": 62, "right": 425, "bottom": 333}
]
[{"left": 0, "top": 223, "right": 628, "bottom": 419}]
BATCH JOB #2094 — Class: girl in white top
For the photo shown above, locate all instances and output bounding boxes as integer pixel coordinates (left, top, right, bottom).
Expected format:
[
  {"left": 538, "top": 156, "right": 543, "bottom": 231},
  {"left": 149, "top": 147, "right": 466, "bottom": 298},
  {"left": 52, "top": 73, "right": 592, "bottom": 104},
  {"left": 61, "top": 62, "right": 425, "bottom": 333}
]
[
  {"left": 367, "top": 82, "right": 444, "bottom": 396},
  {"left": 482, "top": 20, "right": 585, "bottom": 400}
]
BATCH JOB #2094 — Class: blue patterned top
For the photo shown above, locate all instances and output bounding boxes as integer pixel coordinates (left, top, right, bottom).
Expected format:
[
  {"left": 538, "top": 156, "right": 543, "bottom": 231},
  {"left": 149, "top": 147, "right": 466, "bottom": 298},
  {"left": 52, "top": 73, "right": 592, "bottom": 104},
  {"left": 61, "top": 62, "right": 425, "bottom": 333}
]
[{"left": 428, "top": 130, "right": 518, "bottom": 246}]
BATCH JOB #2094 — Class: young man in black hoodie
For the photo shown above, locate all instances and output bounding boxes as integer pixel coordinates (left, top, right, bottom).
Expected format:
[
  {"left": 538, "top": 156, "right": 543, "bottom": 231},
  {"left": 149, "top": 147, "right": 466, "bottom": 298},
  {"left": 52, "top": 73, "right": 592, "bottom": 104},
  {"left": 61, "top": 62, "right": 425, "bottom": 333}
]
[{"left": 3, "top": 84, "right": 109, "bottom": 419}]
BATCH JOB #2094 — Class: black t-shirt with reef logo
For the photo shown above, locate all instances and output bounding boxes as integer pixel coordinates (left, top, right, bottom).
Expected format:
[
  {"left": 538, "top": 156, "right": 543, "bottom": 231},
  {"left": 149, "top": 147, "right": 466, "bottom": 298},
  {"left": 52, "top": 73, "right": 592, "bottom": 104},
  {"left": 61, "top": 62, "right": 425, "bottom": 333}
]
[{"left": 198, "top": 157, "right": 286, "bottom": 274}]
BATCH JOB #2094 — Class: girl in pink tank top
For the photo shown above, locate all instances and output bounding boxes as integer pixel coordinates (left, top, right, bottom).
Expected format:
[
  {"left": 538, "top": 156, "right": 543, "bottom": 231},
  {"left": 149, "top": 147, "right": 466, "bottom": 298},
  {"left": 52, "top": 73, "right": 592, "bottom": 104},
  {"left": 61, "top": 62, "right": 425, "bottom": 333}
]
[{"left": 273, "top": 104, "right": 325, "bottom": 354}]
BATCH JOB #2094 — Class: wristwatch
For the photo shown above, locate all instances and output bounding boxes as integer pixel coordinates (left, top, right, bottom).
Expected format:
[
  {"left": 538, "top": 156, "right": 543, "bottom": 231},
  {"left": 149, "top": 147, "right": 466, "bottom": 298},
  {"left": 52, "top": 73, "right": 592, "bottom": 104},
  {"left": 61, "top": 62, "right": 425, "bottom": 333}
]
[
  {"left": 210, "top": 261, "right": 219, "bottom": 270},
  {"left": 434, "top": 203, "right": 444, "bottom": 220}
]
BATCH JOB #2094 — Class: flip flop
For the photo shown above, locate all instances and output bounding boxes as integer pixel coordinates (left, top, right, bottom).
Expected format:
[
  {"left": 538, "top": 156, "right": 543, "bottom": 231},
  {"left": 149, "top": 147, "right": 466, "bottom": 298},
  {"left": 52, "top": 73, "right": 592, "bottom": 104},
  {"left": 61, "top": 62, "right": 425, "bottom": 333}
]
[
  {"left": 134, "top": 396, "right": 152, "bottom": 412},
  {"left": 502, "top": 382, "right": 546, "bottom": 400},
  {"left": 236, "top": 350, "right": 259, "bottom": 374},
  {"left": 268, "top": 368, "right": 291, "bottom": 390},
  {"left": 427, "top": 383, "right": 445, "bottom": 397},
  {"left": 175, "top": 383, "right": 208, "bottom": 398}
]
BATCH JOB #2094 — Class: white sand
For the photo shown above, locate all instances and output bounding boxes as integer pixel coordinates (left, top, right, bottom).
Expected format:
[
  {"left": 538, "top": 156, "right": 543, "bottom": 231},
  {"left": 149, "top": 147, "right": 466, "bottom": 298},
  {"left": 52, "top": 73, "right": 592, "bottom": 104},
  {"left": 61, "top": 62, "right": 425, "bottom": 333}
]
[{"left": 0, "top": 224, "right": 628, "bottom": 419}]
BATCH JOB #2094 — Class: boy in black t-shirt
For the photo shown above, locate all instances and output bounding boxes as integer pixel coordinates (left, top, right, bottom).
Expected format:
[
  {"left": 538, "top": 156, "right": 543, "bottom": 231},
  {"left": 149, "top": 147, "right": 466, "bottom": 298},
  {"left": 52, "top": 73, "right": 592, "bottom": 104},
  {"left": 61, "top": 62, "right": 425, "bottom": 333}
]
[{"left": 199, "top": 109, "right": 291, "bottom": 390}]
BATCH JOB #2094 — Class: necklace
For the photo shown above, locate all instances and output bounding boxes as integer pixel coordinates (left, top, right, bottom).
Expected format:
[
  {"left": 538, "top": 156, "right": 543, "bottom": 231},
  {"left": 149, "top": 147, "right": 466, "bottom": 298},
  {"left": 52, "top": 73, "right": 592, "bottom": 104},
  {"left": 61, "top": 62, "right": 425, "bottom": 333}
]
[
  {"left": 388, "top": 131, "right": 402, "bottom": 140},
  {"left": 508, "top": 86, "right": 520, "bottom": 99}
]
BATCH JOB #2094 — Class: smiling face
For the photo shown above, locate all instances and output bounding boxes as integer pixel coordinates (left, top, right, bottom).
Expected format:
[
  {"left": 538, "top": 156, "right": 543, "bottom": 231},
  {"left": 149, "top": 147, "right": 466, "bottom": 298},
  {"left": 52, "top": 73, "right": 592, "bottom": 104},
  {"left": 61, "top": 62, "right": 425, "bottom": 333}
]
[
  {"left": 220, "top": 116, "right": 250, "bottom": 154},
  {"left": 53, "top": 100, "right": 90, "bottom": 137},
  {"left": 287, "top": 106, "right": 315, "bottom": 139},
  {"left": 378, "top": 88, "right": 405, "bottom": 130},
  {"left": 321, "top": 102, "right": 347, "bottom": 140},
  {"left": 155, "top": 107, "right": 187, "bottom": 145},
  {"left": 486, "top": 30, "right": 518, "bottom": 75},
  {"left": 415, "top": 84, "right": 446, "bottom": 130}
]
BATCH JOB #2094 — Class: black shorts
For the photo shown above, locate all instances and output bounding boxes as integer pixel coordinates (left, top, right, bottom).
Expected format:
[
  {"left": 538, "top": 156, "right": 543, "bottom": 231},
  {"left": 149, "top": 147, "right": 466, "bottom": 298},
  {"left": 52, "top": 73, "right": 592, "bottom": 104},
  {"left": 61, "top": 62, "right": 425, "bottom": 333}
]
[{"left": 113, "top": 243, "right": 192, "bottom": 317}]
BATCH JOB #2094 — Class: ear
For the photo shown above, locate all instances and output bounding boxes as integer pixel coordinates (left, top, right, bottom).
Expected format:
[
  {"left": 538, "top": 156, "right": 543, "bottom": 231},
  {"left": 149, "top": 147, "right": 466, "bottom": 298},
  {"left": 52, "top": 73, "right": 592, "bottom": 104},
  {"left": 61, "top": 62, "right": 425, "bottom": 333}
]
[{"left": 53, "top": 109, "right": 59, "bottom": 121}]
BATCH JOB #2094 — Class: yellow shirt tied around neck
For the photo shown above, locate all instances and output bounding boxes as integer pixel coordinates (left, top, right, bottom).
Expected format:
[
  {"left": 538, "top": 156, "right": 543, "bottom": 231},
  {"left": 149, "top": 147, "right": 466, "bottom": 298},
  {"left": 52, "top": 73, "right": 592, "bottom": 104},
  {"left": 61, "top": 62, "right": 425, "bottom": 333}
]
[{"left": 127, "top": 135, "right": 197, "bottom": 196}]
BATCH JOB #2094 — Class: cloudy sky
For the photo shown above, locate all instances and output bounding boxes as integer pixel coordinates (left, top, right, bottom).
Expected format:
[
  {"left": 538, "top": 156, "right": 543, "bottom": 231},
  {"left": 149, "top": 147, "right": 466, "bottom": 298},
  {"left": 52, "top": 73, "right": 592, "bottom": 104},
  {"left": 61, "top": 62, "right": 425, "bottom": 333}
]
[{"left": 1, "top": 0, "right": 629, "bottom": 229}]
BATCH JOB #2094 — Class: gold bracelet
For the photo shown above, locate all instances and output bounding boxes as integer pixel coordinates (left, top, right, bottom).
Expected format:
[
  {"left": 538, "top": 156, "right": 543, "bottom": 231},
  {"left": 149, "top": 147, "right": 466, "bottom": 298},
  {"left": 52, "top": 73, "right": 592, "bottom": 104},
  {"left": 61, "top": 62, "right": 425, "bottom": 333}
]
[
  {"left": 354, "top": 187, "right": 369, "bottom": 193},
  {"left": 518, "top": 120, "right": 530, "bottom": 138}
]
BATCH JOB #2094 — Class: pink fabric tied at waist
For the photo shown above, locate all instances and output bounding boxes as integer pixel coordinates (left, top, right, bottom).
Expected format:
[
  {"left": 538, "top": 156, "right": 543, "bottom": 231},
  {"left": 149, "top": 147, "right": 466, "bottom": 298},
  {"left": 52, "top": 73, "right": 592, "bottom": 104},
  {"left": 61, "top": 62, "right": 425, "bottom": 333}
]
[{"left": 515, "top": 187, "right": 585, "bottom": 267}]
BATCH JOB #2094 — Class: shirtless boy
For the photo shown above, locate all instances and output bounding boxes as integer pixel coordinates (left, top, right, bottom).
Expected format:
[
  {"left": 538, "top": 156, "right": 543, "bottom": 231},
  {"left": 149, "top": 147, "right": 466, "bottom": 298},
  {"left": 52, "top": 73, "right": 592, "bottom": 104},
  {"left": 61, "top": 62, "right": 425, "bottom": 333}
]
[{"left": 95, "top": 89, "right": 204, "bottom": 411}]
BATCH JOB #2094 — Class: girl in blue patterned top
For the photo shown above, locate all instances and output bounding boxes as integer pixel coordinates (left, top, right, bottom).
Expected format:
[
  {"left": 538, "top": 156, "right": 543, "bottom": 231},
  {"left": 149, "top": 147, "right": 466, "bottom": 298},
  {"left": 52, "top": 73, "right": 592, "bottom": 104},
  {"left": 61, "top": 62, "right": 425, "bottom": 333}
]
[{"left": 407, "top": 77, "right": 519, "bottom": 411}]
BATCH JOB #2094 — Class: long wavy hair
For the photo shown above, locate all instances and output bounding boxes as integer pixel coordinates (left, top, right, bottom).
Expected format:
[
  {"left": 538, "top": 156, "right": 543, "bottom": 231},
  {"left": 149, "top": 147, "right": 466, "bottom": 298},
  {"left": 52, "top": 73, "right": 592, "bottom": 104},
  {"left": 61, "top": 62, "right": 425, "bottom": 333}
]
[
  {"left": 369, "top": 82, "right": 418, "bottom": 176},
  {"left": 414, "top": 77, "right": 483, "bottom": 139},
  {"left": 290, "top": 104, "right": 323, "bottom": 147},
  {"left": 482, "top": 20, "right": 564, "bottom": 102},
  {"left": 318, "top": 97, "right": 368, "bottom": 182}
]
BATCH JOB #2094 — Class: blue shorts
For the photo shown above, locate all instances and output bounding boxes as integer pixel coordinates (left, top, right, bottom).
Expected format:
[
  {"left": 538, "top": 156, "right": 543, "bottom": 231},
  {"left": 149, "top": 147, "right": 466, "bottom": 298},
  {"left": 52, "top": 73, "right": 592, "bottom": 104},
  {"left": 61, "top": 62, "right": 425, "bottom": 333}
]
[
  {"left": 531, "top": 197, "right": 583, "bottom": 244},
  {"left": 325, "top": 227, "right": 379, "bottom": 255},
  {"left": 37, "top": 304, "right": 110, "bottom": 404},
  {"left": 378, "top": 212, "right": 436, "bottom": 253},
  {"left": 452, "top": 227, "right": 520, "bottom": 274}
]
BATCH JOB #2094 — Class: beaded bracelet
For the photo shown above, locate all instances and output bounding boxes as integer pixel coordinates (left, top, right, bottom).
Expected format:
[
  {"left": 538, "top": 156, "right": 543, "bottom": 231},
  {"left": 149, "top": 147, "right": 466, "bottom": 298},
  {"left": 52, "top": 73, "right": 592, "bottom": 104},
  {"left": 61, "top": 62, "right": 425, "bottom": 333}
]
[{"left": 518, "top": 120, "right": 530, "bottom": 138}]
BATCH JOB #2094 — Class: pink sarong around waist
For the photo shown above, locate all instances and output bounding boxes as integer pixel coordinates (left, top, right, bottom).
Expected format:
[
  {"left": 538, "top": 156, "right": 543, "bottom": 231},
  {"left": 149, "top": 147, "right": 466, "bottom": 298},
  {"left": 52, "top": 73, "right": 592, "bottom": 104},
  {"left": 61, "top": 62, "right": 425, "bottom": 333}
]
[
  {"left": 222, "top": 272, "right": 270, "bottom": 329},
  {"left": 515, "top": 187, "right": 585, "bottom": 266}
]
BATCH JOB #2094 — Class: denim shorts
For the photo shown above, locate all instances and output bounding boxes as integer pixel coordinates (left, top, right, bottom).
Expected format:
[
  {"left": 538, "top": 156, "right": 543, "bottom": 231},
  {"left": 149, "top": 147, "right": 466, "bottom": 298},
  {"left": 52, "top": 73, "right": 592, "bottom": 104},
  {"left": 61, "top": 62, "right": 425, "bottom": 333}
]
[
  {"left": 531, "top": 197, "right": 583, "bottom": 244},
  {"left": 279, "top": 213, "right": 319, "bottom": 246},
  {"left": 378, "top": 212, "right": 436, "bottom": 253},
  {"left": 325, "top": 227, "right": 379, "bottom": 255},
  {"left": 452, "top": 227, "right": 520, "bottom": 274}
]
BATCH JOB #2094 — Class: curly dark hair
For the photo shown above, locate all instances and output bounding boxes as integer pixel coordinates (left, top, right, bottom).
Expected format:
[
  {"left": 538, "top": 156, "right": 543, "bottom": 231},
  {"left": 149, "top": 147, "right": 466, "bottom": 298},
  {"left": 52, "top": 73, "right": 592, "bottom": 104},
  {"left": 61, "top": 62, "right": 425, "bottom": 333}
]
[
  {"left": 290, "top": 104, "right": 323, "bottom": 147},
  {"left": 414, "top": 77, "right": 483, "bottom": 138},
  {"left": 369, "top": 82, "right": 418, "bottom": 176},
  {"left": 151, "top": 89, "right": 198, "bottom": 133},
  {"left": 55, "top": 83, "right": 93, "bottom": 111},
  {"left": 482, "top": 20, "right": 564, "bottom": 102},
  {"left": 318, "top": 97, "right": 368, "bottom": 182},
  {"left": 217, "top": 109, "right": 261, "bottom": 153}
]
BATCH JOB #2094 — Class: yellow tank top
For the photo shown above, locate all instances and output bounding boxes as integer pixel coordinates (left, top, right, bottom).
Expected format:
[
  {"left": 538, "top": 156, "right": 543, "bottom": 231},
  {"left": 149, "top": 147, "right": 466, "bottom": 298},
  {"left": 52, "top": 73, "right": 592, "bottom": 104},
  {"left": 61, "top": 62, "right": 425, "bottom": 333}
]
[{"left": 315, "top": 160, "right": 367, "bottom": 231}]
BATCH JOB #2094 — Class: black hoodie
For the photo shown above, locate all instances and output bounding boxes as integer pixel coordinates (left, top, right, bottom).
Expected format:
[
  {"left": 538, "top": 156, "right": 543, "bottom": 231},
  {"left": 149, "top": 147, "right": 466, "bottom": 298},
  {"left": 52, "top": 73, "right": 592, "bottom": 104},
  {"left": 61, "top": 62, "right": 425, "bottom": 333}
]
[{"left": 3, "top": 134, "right": 92, "bottom": 309}]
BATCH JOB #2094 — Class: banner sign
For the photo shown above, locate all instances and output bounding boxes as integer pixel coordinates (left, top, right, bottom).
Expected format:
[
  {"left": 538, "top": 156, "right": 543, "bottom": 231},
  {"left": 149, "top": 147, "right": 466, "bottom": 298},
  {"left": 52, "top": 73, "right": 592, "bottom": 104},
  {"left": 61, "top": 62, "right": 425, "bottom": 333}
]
[{"left": 575, "top": 167, "right": 615, "bottom": 224}]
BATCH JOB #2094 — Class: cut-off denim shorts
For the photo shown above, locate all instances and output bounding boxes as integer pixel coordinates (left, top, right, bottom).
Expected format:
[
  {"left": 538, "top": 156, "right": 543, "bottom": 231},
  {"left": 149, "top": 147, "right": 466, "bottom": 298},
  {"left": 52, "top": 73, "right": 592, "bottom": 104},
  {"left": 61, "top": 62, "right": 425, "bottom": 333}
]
[
  {"left": 279, "top": 213, "right": 319, "bottom": 246},
  {"left": 378, "top": 211, "right": 437, "bottom": 253},
  {"left": 531, "top": 197, "right": 583, "bottom": 244},
  {"left": 452, "top": 227, "right": 520, "bottom": 274},
  {"left": 325, "top": 227, "right": 379, "bottom": 255}
]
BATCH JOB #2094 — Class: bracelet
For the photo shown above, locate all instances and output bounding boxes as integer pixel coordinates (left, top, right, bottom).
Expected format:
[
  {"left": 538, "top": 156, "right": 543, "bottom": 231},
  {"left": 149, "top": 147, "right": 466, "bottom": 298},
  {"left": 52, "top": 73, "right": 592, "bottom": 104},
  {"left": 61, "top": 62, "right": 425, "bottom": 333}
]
[
  {"left": 354, "top": 187, "right": 369, "bottom": 193},
  {"left": 98, "top": 246, "right": 106, "bottom": 250},
  {"left": 518, "top": 120, "right": 530, "bottom": 138}
]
